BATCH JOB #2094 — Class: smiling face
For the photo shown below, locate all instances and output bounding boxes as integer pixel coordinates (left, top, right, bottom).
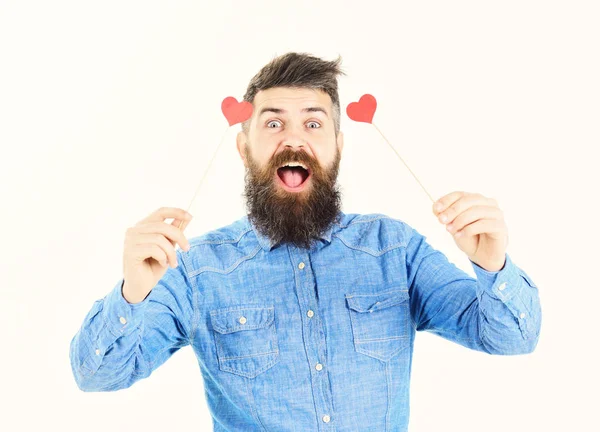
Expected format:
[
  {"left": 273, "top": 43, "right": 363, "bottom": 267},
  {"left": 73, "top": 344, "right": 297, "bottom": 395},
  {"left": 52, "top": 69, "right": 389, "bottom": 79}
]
[
  {"left": 238, "top": 86, "right": 344, "bottom": 191},
  {"left": 236, "top": 86, "right": 344, "bottom": 249}
]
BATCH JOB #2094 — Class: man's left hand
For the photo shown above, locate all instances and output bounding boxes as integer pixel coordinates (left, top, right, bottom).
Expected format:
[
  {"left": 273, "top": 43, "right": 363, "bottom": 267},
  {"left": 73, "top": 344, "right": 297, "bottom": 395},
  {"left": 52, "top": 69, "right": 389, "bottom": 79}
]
[{"left": 432, "top": 191, "right": 508, "bottom": 272}]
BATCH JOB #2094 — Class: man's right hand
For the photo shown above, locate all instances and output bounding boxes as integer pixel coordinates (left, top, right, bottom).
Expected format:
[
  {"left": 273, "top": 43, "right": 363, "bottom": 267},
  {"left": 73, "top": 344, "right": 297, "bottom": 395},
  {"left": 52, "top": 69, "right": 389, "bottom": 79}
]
[{"left": 122, "top": 207, "right": 193, "bottom": 303}]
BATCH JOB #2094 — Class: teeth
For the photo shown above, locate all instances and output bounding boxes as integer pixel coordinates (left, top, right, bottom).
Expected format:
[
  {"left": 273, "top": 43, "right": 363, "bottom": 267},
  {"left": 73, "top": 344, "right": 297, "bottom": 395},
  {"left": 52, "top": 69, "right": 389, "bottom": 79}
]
[{"left": 281, "top": 161, "right": 308, "bottom": 170}]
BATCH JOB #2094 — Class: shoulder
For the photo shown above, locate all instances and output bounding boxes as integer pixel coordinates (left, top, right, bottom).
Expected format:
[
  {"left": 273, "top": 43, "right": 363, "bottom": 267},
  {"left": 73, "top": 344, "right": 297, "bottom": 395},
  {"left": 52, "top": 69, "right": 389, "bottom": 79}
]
[
  {"left": 187, "top": 216, "right": 251, "bottom": 248},
  {"left": 334, "top": 212, "right": 414, "bottom": 256},
  {"left": 181, "top": 215, "right": 256, "bottom": 273}
]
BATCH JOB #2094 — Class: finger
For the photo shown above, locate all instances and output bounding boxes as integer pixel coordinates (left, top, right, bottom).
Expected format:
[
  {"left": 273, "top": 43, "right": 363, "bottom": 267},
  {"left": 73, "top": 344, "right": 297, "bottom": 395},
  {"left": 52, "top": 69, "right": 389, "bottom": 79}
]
[
  {"left": 455, "top": 218, "right": 505, "bottom": 238},
  {"left": 435, "top": 193, "right": 491, "bottom": 223},
  {"left": 135, "top": 233, "right": 179, "bottom": 267},
  {"left": 442, "top": 205, "right": 502, "bottom": 231},
  {"left": 173, "top": 216, "right": 191, "bottom": 232},
  {"left": 172, "top": 218, "right": 193, "bottom": 251},
  {"left": 136, "top": 222, "right": 191, "bottom": 252},
  {"left": 171, "top": 219, "right": 192, "bottom": 251},
  {"left": 137, "top": 243, "right": 169, "bottom": 267},
  {"left": 433, "top": 191, "right": 468, "bottom": 215},
  {"left": 137, "top": 207, "right": 192, "bottom": 226}
]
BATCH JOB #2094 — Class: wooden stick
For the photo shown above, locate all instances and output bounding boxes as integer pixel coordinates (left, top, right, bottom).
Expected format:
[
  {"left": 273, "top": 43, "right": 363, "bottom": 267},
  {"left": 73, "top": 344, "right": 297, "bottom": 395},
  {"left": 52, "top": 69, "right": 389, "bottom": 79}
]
[
  {"left": 177, "top": 124, "right": 230, "bottom": 230},
  {"left": 372, "top": 122, "right": 435, "bottom": 204}
]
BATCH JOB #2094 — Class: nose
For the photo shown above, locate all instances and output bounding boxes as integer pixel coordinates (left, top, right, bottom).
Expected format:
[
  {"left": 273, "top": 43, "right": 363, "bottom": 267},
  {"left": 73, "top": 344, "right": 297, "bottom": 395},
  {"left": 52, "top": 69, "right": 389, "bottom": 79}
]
[
  {"left": 283, "top": 141, "right": 305, "bottom": 153},
  {"left": 282, "top": 123, "right": 307, "bottom": 150}
]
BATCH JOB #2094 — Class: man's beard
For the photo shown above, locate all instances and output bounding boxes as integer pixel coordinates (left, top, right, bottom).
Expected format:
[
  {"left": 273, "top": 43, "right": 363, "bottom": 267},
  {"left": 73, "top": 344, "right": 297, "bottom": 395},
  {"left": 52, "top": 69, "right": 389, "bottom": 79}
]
[{"left": 243, "top": 144, "right": 343, "bottom": 250}]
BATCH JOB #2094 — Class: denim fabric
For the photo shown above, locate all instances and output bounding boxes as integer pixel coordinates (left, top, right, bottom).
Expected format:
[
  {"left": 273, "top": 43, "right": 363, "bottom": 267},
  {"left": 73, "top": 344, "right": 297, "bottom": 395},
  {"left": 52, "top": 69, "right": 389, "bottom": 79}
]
[{"left": 70, "top": 211, "right": 542, "bottom": 431}]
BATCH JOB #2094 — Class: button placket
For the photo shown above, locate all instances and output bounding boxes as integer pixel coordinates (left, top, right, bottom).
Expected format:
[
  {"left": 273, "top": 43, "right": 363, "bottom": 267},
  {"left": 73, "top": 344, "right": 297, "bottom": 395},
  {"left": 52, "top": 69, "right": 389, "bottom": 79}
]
[{"left": 290, "top": 248, "right": 335, "bottom": 428}]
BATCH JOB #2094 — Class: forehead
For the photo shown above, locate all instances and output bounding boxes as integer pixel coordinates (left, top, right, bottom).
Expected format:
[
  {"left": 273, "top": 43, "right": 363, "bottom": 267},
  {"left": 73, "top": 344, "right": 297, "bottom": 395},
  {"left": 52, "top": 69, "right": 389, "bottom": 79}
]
[{"left": 253, "top": 87, "right": 332, "bottom": 113}]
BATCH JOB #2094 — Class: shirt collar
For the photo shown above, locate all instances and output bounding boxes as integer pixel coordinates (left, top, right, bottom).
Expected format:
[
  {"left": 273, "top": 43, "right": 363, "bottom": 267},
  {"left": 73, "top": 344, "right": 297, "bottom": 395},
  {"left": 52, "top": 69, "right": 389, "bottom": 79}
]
[{"left": 246, "top": 211, "right": 343, "bottom": 251}]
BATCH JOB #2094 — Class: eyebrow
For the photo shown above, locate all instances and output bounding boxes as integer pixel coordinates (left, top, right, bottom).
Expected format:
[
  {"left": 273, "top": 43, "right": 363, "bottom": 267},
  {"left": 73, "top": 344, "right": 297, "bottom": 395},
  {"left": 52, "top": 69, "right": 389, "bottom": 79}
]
[{"left": 258, "top": 106, "right": 329, "bottom": 118}]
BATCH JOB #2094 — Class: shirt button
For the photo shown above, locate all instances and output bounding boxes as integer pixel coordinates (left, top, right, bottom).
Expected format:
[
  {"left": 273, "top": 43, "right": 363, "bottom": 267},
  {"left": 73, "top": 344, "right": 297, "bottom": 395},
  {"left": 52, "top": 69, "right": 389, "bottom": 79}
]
[
  {"left": 298, "top": 262, "right": 305, "bottom": 270},
  {"left": 322, "top": 415, "right": 331, "bottom": 423},
  {"left": 307, "top": 310, "right": 314, "bottom": 318},
  {"left": 95, "top": 349, "right": 100, "bottom": 356},
  {"left": 119, "top": 316, "right": 127, "bottom": 325},
  {"left": 239, "top": 316, "right": 247, "bottom": 324},
  {"left": 520, "top": 312, "right": 526, "bottom": 319},
  {"left": 315, "top": 363, "right": 323, "bottom": 371},
  {"left": 498, "top": 282, "right": 507, "bottom": 291}
]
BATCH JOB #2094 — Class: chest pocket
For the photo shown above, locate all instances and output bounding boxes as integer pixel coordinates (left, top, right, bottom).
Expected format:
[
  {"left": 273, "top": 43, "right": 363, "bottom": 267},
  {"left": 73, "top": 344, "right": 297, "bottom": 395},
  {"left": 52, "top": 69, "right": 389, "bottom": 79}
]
[
  {"left": 346, "top": 289, "right": 411, "bottom": 362},
  {"left": 209, "top": 305, "right": 280, "bottom": 378}
]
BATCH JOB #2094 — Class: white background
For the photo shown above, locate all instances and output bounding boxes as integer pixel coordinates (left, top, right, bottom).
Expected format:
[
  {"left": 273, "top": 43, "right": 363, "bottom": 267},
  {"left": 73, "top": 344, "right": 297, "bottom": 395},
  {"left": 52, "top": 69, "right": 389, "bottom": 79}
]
[{"left": 1, "top": 1, "right": 598, "bottom": 430}]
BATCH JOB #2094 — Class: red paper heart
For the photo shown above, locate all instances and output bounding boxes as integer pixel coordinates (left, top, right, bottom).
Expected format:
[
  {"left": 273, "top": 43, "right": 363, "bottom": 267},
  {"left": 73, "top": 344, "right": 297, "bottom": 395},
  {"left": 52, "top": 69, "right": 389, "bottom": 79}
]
[
  {"left": 221, "top": 96, "right": 253, "bottom": 126},
  {"left": 346, "top": 94, "right": 377, "bottom": 124}
]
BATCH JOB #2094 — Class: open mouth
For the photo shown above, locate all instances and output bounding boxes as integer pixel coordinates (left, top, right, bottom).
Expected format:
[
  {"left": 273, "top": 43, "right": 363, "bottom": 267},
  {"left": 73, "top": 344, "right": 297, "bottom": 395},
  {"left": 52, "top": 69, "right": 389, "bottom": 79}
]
[{"left": 276, "top": 163, "right": 311, "bottom": 192}]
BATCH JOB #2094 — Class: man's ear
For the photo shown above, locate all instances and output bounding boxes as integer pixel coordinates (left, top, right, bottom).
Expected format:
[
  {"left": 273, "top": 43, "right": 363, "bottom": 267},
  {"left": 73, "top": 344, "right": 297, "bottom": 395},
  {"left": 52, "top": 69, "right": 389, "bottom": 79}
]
[
  {"left": 236, "top": 130, "right": 248, "bottom": 168},
  {"left": 336, "top": 130, "right": 344, "bottom": 154}
]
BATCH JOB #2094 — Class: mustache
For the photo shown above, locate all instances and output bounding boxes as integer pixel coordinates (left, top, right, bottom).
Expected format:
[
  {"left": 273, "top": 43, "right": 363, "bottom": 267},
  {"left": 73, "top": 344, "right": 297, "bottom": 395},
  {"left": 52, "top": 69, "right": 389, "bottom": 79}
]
[{"left": 269, "top": 150, "right": 315, "bottom": 171}]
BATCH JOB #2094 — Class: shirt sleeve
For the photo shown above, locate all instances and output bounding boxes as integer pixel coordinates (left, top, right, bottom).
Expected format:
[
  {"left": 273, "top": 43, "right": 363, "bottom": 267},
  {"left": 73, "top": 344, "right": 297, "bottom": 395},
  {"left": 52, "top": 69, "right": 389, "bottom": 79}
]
[
  {"left": 69, "top": 248, "right": 194, "bottom": 391},
  {"left": 406, "top": 226, "right": 542, "bottom": 355}
]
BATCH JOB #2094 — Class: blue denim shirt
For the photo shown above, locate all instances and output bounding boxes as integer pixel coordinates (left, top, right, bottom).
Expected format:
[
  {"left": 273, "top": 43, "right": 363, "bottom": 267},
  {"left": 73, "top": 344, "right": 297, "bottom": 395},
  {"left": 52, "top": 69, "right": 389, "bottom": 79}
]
[{"left": 70, "top": 211, "right": 542, "bottom": 431}]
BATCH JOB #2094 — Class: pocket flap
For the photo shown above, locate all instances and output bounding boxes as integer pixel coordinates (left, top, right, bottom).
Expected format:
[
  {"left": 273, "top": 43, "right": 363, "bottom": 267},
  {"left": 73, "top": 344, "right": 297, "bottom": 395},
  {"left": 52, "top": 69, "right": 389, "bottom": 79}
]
[
  {"left": 346, "top": 289, "right": 409, "bottom": 313},
  {"left": 210, "top": 306, "right": 274, "bottom": 334}
]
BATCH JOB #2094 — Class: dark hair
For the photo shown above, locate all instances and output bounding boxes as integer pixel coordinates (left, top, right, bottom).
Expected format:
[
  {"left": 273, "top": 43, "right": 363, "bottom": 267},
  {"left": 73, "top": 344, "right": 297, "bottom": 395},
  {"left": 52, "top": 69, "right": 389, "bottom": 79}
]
[{"left": 242, "top": 52, "right": 346, "bottom": 135}]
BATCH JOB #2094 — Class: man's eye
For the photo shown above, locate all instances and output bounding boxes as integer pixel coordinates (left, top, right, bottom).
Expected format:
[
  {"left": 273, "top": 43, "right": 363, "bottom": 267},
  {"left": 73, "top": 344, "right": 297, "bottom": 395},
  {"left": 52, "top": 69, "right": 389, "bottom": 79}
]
[
  {"left": 307, "top": 121, "right": 321, "bottom": 128},
  {"left": 266, "top": 120, "right": 281, "bottom": 128}
]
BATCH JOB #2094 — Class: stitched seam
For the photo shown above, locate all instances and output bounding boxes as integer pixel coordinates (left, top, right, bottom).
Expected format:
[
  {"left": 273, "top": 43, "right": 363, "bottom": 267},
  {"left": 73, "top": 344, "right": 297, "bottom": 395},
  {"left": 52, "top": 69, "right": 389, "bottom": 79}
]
[
  {"left": 102, "top": 308, "right": 123, "bottom": 338},
  {"left": 210, "top": 305, "right": 275, "bottom": 315},
  {"left": 246, "top": 377, "right": 268, "bottom": 431},
  {"left": 338, "top": 214, "right": 394, "bottom": 228},
  {"left": 189, "top": 245, "right": 262, "bottom": 277},
  {"left": 192, "top": 289, "right": 198, "bottom": 346},
  {"left": 178, "top": 250, "right": 195, "bottom": 343},
  {"left": 385, "top": 361, "right": 392, "bottom": 432},
  {"left": 334, "top": 215, "right": 410, "bottom": 255},
  {"left": 336, "top": 234, "right": 406, "bottom": 257},
  {"left": 346, "top": 289, "right": 408, "bottom": 298},
  {"left": 213, "top": 324, "right": 273, "bottom": 333},
  {"left": 355, "top": 336, "right": 410, "bottom": 342},
  {"left": 219, "top": 349, "right": 279, "bottom": 361},
  {"left": 79, "top": 326, "right": 104, "bottom": 374},
  {"left": 191, "top": 214, "right": 400, "bottom": 249},
  {"left": 189, "top": 227, "right": 253, "bottom": 247}
]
